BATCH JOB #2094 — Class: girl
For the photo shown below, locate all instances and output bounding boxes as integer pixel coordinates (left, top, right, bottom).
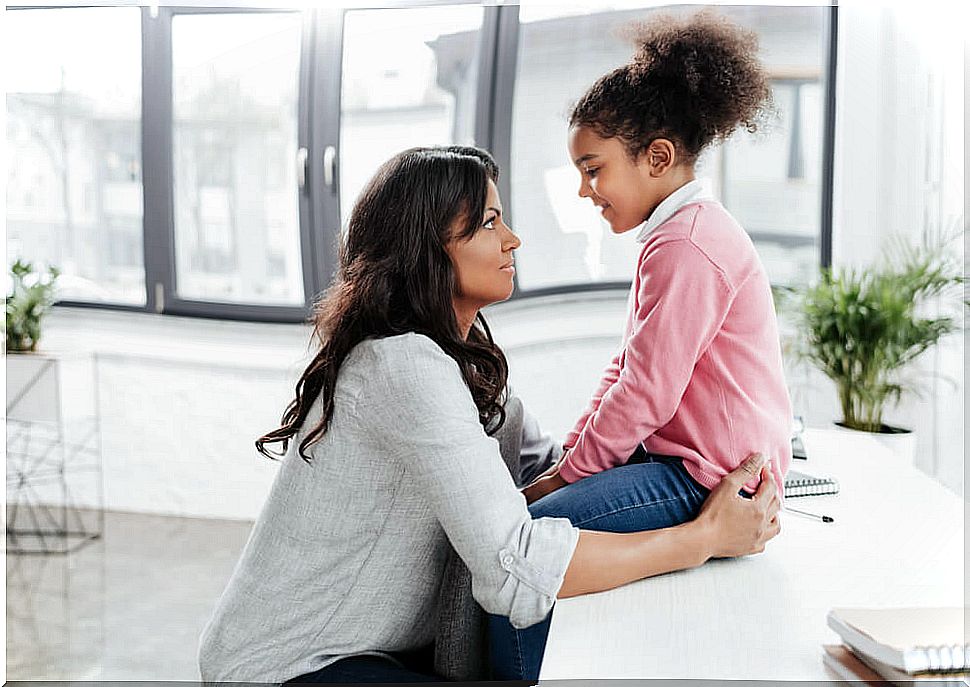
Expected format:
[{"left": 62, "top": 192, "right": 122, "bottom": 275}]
[
  {"left": 197, "top": 145, "right": 780, "bottom": 684},
  {"left": 497, "top": 11, "right": 793, "bottom": 681},
  {"left": 524, "top": 10, "right": 793, "bottom": 507}
]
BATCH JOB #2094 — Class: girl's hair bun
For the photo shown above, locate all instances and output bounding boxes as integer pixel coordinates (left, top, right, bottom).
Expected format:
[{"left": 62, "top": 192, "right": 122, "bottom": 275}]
[{"left": 571, "top": 9, "right": 773, "bottom": 162}]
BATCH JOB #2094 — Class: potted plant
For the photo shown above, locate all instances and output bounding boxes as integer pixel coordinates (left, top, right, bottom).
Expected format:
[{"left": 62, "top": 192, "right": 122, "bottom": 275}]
[
  {"left": 797, "top": 231, "right": 966, "bottom": 462},
  {"left": 5, "top": 259, "right": 61, "bottom": 353}
]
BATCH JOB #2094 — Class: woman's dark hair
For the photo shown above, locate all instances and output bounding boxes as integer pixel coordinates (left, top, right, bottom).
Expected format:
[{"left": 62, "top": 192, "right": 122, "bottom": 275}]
[
  {"left": 256, "top": 145, "right": 508, "bottom": 462},
  {"left": 569, "top": 9, "right": 773, "bottom": 164}
]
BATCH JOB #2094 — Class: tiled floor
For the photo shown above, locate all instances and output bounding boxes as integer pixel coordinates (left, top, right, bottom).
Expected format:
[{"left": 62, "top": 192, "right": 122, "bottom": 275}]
[{"left": 7, "top": 509, "right": 253, "bottom": 681}]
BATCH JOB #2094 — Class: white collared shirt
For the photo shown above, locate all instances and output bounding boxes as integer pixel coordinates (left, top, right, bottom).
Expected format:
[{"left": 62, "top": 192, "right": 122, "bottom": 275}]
[{"left": 634, "top": 177, "right": 717, "bottom": 243}]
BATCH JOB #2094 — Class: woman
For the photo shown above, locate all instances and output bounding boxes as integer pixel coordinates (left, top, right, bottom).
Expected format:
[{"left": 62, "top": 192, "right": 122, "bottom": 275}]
[{"left": 197, "top": 145, "right": 780, "bottom": 684}]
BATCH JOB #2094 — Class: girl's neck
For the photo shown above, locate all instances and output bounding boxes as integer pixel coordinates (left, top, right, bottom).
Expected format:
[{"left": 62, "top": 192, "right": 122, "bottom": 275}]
[{"left": 660, "top": 165, "right": 697, "bottom": 197}]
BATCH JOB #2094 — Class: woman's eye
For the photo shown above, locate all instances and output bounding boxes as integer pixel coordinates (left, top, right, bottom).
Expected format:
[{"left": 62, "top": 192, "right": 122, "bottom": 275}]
[
  {"left": 483, "top": 217, "right": 497, "bottom": 230},
  {"left": 585, "top": 167, "right": 599, "bottom": 178}
]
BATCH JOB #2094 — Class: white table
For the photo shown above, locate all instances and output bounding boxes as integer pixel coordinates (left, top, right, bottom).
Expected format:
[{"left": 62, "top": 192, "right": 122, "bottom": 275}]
[{"left": 539, "top": 427, "right": 964, "bottom": 681}]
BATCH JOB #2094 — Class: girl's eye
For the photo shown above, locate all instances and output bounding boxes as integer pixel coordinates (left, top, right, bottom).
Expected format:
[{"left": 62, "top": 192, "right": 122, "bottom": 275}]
[
  {"left": 483, "top": 217, "right": 497, "bottom": 230},
  {"left": 585, "top": 167, "right": 599, "bottom": 178}
]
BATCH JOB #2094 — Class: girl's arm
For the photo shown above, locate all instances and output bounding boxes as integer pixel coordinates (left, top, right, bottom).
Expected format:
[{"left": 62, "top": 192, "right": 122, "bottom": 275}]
[
  {"left": 558, "top": 238, "right": 735, "bottom": 485},
  {"left": 560, "top": 453, "right": 780, "bottom": 597},
  {"left": 562, "top": 352, "right": 621, "bottom": 450}
]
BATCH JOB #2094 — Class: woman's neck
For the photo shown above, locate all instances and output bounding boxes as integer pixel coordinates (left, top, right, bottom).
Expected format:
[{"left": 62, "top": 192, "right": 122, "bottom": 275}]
[{"left": 454, "top": 304, "right": 478, "bottom": 341}]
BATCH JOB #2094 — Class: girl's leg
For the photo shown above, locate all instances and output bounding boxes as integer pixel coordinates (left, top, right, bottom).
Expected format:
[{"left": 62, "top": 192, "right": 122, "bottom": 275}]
[
  {"left": 487, "top": 456, "right": 709, "bottom": 682},
  {"left": 530, "top": 456, "right": 709, "bottom": 531}
]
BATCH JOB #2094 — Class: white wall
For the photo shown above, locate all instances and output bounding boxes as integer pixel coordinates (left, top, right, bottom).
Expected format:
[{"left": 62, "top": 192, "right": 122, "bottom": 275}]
[
  {"left": 7, "top": 3, "right": 964, "bottom": 522},
  {"left": 827, "top": 0, "right": 965, "bottom": 493},
  {"left": 16, "top": 296, "right": 628, "bottom": 521}
]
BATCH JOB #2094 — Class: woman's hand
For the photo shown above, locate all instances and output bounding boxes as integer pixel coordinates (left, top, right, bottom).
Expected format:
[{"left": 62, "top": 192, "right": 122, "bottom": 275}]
[
  {"left": 694, "top": 452, "right": 781, "bottom": 560},
  {"left": 522, "top": 462, "right": 569, "bottom": 504}
]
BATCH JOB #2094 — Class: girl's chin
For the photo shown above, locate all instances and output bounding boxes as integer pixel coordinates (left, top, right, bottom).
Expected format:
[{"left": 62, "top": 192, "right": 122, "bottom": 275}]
[{"left": 608, "top": 220, "right": 640, "bottom": 235}]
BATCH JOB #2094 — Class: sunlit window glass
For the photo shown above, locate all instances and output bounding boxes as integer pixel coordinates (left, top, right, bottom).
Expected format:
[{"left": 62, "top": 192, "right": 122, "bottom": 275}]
[
  {"left": 339, "top": 6, "right": 483, "bottom": 228},
  {"left": 510, "top": 4, "right": 828, "bottom": 290},
  {"left": 172, "top": 12, "right": 304, "bottom": 306},
  {"left": 5, "top": 8, "right": 145, "bottom": 305}
]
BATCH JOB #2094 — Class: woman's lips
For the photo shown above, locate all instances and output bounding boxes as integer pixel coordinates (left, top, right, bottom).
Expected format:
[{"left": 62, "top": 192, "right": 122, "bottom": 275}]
[{"left": 500, "top": 263, "right": 515, "bottom": 274}]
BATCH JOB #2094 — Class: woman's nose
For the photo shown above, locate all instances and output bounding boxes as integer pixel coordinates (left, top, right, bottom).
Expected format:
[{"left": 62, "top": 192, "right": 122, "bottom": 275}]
[
  {"left": 504, "top": 225, "right": 521, "bottom": 250},
  {"left": 577, "top": 176, "right": 592, "bottom": 199}
]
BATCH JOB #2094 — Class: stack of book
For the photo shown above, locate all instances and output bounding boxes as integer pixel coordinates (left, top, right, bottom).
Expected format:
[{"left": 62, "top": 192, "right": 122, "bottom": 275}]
[{"left": 823, "top": 607, "right": 968, "bottom": 685}]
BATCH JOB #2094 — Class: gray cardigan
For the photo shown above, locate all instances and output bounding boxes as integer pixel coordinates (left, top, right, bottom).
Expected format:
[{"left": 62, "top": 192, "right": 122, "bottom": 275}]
[
  {"left": 198, "top": 333, "right": 578, "bottom": 684},
  {"left": 433, "top": 393, "right": 564, "bottom": 680}
]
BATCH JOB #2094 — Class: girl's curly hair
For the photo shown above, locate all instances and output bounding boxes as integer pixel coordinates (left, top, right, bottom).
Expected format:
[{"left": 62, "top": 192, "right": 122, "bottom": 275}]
[{"left": 570, "top": 9, "right": 773, "bottom": 164}]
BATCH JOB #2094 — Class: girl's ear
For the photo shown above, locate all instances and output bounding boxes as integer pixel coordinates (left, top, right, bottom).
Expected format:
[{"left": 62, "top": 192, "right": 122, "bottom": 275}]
[{"left": 642, "top": 138, "right": 677, "bottom": 177}]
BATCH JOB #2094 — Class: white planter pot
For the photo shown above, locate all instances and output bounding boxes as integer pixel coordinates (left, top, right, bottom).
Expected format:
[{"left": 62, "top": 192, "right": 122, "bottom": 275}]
[
  {"left": 833, "top": 421, "right": 917, "bottom": 466},
  {"left": 6, "top": 351, "right": 61, "bottom": 421}
]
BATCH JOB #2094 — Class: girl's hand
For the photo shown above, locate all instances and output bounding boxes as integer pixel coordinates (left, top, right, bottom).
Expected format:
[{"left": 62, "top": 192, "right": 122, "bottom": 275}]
[
  {"left": 522, "top": 467, "right": 568, "bottom": 504},
  {"left": 694, "top": 453, "right": 781, "bottom": 560}
]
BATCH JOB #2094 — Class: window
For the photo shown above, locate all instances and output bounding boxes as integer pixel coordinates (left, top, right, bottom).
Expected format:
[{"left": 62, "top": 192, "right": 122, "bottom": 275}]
[
  {"left": 171, "top": 12, "right": 304, "bottom": 306},
  {"left": 5, "top": 3, "right": 834, "bottom": 321},
  {"left": 339, "top": 5, "right": 484, "bottom": 228},
  {"left": 5, "top": 7, "right": 145, "bottom": 305},
  {"left": 508, "top": 4, "right": 830, "bottom": 291}
]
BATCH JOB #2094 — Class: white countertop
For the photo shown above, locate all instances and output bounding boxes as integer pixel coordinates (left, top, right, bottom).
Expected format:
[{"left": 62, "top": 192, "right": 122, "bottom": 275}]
[{"left": 539, "top": 426, "right": 965, "bottom": 681}]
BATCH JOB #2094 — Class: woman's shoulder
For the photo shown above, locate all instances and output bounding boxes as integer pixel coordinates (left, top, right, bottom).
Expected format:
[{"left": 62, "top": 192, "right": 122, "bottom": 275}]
[
  {"left": 350, "top": 332, "right": 463, "bottom": 393},
  {"left": 355, "top": 332, "right": 453, "bottom": 365}
]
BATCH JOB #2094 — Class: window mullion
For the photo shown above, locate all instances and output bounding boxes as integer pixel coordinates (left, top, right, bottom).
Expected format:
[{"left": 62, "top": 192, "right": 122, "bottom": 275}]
[{"left": 141, "top": 5, "right": 176, "bottom": 315}]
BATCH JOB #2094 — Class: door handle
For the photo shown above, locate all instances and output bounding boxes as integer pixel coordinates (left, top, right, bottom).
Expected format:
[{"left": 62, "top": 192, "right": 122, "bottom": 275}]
[
  {"left": 323, "top": 145, "right": 336, "bottom": 189},
  {"left": 296, "top": 147, "right": 308, "bottom": 191}
]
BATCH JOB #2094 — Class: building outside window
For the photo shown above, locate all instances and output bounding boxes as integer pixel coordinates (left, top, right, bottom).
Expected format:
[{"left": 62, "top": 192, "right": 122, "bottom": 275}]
[
  {"left": 503, "top": 4, "right": 828, "bottom": 291},
  {"left": 5, "top": 7, "right": 145, "bottom": 305},
  {"left": 5, "top": 3, "right": 832, "bottom": 320}
]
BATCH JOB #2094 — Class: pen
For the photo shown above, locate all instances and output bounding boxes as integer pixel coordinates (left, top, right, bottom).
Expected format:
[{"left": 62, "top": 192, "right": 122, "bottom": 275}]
[{"left": 784, "top": 506, "right": 834, "bottom": 523}]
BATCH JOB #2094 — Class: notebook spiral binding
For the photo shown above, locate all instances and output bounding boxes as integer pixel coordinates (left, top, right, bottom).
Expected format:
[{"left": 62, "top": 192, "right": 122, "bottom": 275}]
[
  {"left": 916, "top": 644, "right": 968, "bottom": 672},
  {"left": 783, "top": 470, "right": 840, "bottom": 498}
]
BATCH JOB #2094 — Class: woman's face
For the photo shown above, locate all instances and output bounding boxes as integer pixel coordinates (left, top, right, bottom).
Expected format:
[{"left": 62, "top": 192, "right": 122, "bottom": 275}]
[
  {"left": 567, "top": 125, "right": 663, "bottom": 234},
  {"left": 446, "top": 179, "right": 521, "bottom": 314}
]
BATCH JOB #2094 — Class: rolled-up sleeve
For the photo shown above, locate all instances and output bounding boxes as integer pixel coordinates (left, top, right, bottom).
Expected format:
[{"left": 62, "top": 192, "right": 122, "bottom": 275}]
[{"left": 360, "top": 334, "right": 580, "bottom": 629}]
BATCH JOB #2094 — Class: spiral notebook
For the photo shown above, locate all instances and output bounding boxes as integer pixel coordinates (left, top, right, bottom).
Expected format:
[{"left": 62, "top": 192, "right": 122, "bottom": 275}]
[
  {"left": 823, "top": 644, "right": 969, "bottom": 685},
  {"left": 827, "top": 607, "right": 969, "bottom": 674},
  {"left": 784, "top": 469, "right": 840, "bottom": 498}
]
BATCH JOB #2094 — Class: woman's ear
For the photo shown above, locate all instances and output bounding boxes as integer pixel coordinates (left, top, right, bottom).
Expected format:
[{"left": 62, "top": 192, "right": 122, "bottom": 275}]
[{"left": 642, "top": 138, "right": 677, "bottom": 177}]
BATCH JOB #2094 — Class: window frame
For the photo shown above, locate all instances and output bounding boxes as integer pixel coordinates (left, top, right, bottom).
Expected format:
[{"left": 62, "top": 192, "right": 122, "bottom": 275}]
[
  {"left": 10, "top": 2, "right": 835, "bottom": 321},
  {"left": 489, "top": 3, "right": 838, "bottom": 300},
  {"left": 144, "top": 5, "right": 315, "bottom": 322}
]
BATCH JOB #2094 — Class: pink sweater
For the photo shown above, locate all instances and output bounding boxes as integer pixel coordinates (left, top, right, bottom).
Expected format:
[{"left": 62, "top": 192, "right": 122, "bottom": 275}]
[{"left": 560, "top": 200, "right": 792, "bottom": 494}]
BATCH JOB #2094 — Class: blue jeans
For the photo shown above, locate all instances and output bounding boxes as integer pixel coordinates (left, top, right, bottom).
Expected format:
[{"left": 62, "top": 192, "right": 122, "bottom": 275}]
[{"left": 487, "top": 453, "right": 710, "bottom": 682}]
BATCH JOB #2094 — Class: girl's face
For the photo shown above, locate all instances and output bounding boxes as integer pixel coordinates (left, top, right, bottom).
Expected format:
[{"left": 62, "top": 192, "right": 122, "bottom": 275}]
[
  {"left": 446, "top": 179, "right": 521, "bottom": 313},
  {"left": 567, "top": 125, "right": 668, "bottom": 234}
]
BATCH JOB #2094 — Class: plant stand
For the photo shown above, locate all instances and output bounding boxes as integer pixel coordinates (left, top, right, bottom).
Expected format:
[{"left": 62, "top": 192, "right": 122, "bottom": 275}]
[{"left": 6, "top": 351, "right": 104, "bottom": 554}]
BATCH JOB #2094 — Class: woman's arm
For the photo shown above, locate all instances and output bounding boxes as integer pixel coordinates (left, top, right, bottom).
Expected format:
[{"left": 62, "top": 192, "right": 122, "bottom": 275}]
[
  {"left": 559, "top": 453, "right": 780, "bottom": 598},
  {"left": 517, "top": 402, "right": 563, "bottom": 487},
  {"left": 363, "top": 335, "right": 579, "bottom": 629}
]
